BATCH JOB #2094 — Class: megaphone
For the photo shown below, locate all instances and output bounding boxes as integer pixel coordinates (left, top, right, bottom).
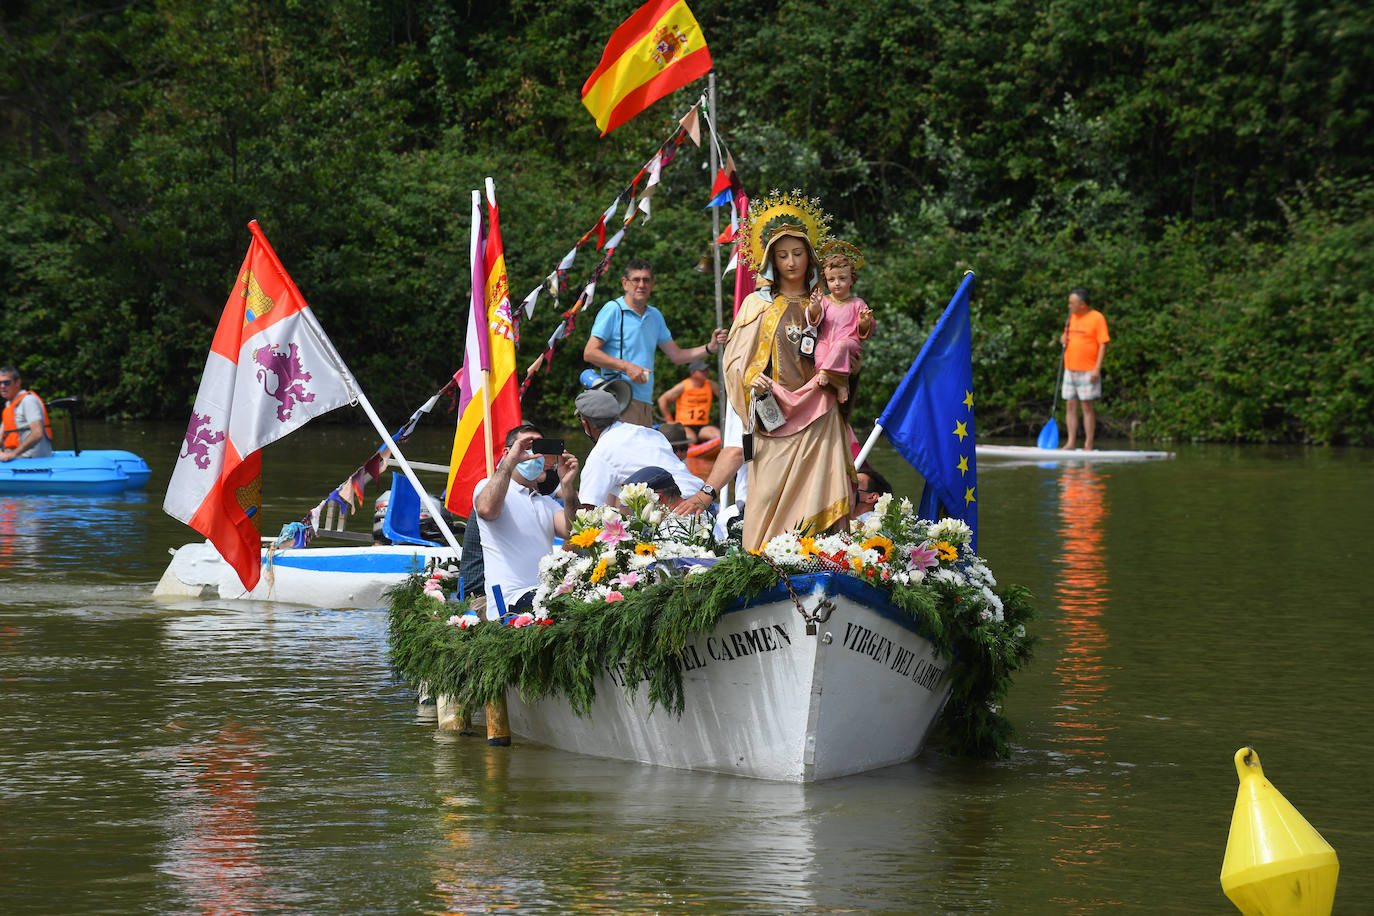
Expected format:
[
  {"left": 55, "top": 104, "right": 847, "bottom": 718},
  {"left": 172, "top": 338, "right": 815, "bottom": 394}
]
[{"left": 579, "top": 369, "right": 633, "bottom": 415}]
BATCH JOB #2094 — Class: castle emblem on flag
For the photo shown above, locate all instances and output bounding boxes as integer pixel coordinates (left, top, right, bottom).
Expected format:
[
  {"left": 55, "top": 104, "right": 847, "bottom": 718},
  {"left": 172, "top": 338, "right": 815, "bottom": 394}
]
[
  {"left": 239, "top": 269, "right": 275, "bottom": 325},
  {"left": 252, "top": 342, "right": 317, "bottom": 420},
  {"left": 180, "top": 412, "right": 226, "bottom": 468},
  {"left": 236, "top": 473, "right": 262, "bottom": 530},
  {"left": 651, "top": 24, "right": 690, "bottom": 67}
]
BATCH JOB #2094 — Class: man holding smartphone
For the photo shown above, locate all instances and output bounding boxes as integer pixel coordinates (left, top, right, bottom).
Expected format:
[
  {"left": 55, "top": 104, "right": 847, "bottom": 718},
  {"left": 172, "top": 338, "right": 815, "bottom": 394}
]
[{"left": 471, "top": 424, "right": 579, "bottom": 618}]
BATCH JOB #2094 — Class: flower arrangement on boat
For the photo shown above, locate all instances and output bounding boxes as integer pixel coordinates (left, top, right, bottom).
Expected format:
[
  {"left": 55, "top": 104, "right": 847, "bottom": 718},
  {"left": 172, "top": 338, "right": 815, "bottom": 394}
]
[
  {"left": 388, "top": 490, "right": 1034, "bottom": 758},
  {"left": 532, "top": 482, "right": 722, "bottom": 612}
]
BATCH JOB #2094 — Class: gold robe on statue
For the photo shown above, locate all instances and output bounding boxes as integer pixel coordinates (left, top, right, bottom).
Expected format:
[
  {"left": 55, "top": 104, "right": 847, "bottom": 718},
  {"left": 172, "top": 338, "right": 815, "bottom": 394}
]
[{"left": 723, "top": 290, "right": 856, "bottom": 550}]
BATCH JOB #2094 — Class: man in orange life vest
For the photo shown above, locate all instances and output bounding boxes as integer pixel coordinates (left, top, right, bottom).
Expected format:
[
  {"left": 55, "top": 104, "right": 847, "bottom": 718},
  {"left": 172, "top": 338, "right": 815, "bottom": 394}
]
[
  {"left": 1, "top": 365, "right": 54, "bottom": 461},
  {"left": 656, "top": 359, "right": 721, "bottom": 444}
]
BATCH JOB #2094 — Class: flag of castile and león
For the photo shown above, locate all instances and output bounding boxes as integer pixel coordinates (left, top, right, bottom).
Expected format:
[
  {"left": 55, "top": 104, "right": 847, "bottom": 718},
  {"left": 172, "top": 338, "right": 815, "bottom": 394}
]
[{"left": 164, "top": 221, "right": 359, "bottom": 591}]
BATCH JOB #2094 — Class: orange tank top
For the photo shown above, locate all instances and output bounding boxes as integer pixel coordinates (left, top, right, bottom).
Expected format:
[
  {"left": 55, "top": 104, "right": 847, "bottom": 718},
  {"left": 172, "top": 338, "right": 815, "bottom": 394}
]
[{"left": 674, "top": 379, "right": 713, "bottom": 426}]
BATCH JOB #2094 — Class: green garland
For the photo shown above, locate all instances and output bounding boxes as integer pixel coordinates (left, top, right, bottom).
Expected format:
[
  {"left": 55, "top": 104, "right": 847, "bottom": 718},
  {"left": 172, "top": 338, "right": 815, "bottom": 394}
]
[{"left": 387, "top": 552, "right": 1035, "bottom": 758}]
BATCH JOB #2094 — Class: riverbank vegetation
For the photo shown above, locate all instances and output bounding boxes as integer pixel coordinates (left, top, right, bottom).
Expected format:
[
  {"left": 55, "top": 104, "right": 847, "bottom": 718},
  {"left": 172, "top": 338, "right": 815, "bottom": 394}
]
[{"left": 4, "top": 0, "right": 1370, "bottom": 443}]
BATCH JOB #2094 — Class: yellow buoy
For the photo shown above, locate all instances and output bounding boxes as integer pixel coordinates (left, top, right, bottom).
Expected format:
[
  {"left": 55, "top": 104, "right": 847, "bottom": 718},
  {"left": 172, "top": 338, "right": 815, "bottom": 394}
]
[{"left": 1221, "top": 746, "right": 1339, "bottom": 916}]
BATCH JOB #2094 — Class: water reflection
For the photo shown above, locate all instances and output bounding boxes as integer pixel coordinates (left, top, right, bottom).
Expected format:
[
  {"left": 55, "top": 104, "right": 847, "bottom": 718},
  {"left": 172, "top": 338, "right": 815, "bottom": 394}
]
[
  {"left": 163, "top": 720, "right": 268, "bottom": 914},
  {"left": 420, "top": 735, "right": 993, "bottom": 914},
  {"left": 1047, "top": 464, "right": 1122, "bottom": 908},
  {"left": 0, "top": 492, "right": 151, "bottom": 577}
]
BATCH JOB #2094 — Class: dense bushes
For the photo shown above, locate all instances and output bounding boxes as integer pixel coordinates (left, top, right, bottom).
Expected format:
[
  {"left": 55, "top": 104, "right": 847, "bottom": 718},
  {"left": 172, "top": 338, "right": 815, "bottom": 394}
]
[{"left": 2, "top": 1, "right": 1370, "bottom": 442}]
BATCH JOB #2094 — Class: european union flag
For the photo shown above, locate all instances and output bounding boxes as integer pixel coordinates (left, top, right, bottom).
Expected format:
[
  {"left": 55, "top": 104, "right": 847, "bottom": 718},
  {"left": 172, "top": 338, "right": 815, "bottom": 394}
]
[{"left": 877, "top": 271, "right": 978, "bottom": 549}]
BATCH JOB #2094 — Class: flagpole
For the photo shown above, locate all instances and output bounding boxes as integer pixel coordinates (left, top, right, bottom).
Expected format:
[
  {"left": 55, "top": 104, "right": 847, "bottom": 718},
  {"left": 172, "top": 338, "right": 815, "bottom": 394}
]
[
  {"left": 855, "top": 422, "right": 885, "bottom": 469},
  {"left": 297, "top": 306, "right": 464, "bottom": 556},
  {"left": 475, "top": 187, "right": 496, "bottom": 479},
  {"left": 354, "top": 388, "right": 464, "bottom": 556},
  {"left": 707, "top": 73, "right": 724, "bottom": 345}
]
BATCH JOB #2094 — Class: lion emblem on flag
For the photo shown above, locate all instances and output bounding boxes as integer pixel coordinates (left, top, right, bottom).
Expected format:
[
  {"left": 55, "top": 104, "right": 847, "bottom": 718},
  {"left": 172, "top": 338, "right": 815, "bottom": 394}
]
[
  {"left": 180, "top": 412, "right": 226, "bottom": 469},
  {"left": 252, "top": 342, "right": 316, "bottom": 421}
]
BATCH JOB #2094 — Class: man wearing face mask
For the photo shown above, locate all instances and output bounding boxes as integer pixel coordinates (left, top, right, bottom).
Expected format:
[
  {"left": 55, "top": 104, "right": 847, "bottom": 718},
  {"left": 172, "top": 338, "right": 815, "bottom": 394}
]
[{"left": 472, "top": 424, "right": 579, "bottom": 618}]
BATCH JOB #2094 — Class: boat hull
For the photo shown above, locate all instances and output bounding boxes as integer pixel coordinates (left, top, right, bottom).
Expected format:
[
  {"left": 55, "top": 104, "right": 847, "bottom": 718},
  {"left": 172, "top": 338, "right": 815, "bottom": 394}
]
[
  {"left": 0, "top": 449, "right": 151, "bottom": 494},
  {"left": 504, "top": 573, "right": 952, "bottom": 782},
  {"left": 155, "top": 540, "right": 457, "bottom": 608}
]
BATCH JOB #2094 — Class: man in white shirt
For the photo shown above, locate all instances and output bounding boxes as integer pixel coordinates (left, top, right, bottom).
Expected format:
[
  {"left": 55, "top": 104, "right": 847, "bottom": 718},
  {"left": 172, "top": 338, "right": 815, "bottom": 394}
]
[
  {"left": 574, "top": 388, "right": 703, "bottom": 509},
  {"left": 472, "top": 424, "right": 579, "bottom": 618}
]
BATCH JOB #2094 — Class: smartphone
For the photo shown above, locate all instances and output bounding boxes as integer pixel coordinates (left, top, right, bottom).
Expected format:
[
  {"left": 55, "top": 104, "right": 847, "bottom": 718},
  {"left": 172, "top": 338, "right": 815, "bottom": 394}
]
[{"left": 530, "top": 437, "right": 564, "bottom": 455}]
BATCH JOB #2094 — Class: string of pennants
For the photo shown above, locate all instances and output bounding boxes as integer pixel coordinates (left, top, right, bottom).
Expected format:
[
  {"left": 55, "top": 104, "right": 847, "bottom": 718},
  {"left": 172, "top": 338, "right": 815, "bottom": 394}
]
[
  {"left": 270, "top": 372, "right": 464, "bottom": 550},
  {"left": 269, "top": 99, "right": 745, "bottom": 548},
  {"left": 517, "top": 99, "right": 721, "bottom": 397}
]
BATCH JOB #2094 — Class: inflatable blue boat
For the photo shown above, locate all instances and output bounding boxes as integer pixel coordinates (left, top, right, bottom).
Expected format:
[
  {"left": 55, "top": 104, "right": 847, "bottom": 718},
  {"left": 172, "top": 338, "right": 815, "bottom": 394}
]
[
  {"left": 0, "top": 396, "right": 151, "bottom": 494},
  {"left": 0, "top": 449, "right": 151, "bottom": 494}
]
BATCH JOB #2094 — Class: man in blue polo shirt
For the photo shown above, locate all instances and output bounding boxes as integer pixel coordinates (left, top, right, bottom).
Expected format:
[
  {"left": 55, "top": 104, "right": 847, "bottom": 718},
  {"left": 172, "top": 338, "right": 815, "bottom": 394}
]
[{"left": 582, "top": 258, "right": 727, "bottom": 427}]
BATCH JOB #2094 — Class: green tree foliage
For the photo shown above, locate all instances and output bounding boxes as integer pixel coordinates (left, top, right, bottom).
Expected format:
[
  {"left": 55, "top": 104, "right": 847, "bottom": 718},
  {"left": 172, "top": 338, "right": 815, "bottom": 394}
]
[{"left": 2, "top": 0, "right": 1371, "bottom": 442}]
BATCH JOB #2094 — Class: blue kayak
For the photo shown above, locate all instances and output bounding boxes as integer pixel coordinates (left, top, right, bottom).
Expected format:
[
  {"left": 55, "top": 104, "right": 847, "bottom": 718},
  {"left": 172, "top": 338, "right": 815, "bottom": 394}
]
[{"left": 0, "top": 449, "right": 152, "bottom": 494}]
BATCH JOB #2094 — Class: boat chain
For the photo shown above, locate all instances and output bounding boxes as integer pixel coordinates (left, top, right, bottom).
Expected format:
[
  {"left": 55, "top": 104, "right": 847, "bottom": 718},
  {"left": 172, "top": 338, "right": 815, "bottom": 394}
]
[{"left": 756, "top": 553, "right": 835, "bottom": 635}]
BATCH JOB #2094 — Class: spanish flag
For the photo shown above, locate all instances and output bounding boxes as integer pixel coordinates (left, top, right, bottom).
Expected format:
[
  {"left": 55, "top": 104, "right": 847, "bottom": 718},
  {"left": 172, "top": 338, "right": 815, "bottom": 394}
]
[
  {"left": 582, "top": 0, "right": 713, "bottom": 136},
  {"left": 444, "top": 180, "right": 523, "bottom": 518}
]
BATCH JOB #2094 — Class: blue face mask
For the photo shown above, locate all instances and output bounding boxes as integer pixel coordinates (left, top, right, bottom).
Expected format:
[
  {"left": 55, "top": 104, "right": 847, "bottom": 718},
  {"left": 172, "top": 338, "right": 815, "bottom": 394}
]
[{"left": 516, "top": 457, "right": 545, "bottom": 481}]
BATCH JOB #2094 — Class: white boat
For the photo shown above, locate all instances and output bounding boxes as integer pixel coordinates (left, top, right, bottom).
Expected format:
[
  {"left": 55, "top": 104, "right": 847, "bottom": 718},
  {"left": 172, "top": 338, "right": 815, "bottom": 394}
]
[
  {"left": 975, "top": 443, "right": 1175, "bottom": 461},
  {"left": 495, "top": 572, "right": 952, "bottom": 783},
  {"left": 156, "top": 458, "right": 464, "bottom": 608},
  {"left": 154, "top": 539, "right": 457, "bottom": 607}
]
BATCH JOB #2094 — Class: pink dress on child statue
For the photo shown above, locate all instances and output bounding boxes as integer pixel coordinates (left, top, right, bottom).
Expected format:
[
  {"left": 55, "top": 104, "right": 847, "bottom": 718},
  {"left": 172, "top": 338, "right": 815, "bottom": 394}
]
[{"left": 815, "top": 294, "right": 872, "bottom": 380}]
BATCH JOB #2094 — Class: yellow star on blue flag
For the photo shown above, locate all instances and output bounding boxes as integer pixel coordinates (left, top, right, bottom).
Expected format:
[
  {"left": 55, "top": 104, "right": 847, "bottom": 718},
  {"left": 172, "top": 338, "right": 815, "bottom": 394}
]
[{"left": 875, "top": 272, "right": 978, "bottom": 548}]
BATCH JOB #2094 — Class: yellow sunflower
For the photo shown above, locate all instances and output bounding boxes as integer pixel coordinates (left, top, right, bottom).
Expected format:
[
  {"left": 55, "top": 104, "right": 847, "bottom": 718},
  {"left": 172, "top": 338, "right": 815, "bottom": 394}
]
[
  {"left": 934, "top": 540, "right": 958, "bottom": 562},
  {"left": 634, "top": 542, "right": 656, "bottom": 556},
  {"left": 860, "top": 535, "right": 894, "bottom": 561},
  {"left": 799, "top": 536, "right": 818, "bottom": 556}
]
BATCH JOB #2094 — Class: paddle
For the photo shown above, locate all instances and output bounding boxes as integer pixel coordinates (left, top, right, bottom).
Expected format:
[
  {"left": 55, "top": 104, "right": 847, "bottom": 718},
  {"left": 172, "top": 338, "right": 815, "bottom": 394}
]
[{"left": 1036, "top": 317, "right": 1070, "bottom": 449}]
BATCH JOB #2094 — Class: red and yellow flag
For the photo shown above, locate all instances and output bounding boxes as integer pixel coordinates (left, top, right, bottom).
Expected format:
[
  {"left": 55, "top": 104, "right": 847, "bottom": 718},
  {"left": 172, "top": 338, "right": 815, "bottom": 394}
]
[
  {"left": 445, "top": 182, "right": 522, "bottom": 517},
  {"left": 582, "top": 0, "right": 712, "bottom": 136},
  {"left": 164, "top": 222, "right": 359, "bottom": 590}
]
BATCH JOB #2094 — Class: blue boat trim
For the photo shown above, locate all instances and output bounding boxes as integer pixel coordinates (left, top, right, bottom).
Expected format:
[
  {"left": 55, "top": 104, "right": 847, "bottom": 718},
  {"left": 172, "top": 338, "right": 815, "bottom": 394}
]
[
  {"left": 724, "top": 570, "right": 937, "bottom": 642},
  {"left": 265, "top": 551, "right": 430, "bottom": 574}
]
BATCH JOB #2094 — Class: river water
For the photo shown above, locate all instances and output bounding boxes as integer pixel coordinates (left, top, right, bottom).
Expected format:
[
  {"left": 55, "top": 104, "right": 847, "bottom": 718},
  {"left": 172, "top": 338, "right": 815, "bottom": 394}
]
[{"left": 2, "top": 421, "right": 1370, "bottom": 914}]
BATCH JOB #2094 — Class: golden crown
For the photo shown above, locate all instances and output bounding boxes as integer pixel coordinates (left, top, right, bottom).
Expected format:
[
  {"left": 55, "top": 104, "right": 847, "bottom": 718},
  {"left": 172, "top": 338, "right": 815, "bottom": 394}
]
[
  {"left": 817, "top": 237, "right": 865, "bottom": 272},
  {"left": 741, "top": 188, "right": 832, "bottom": 273}
]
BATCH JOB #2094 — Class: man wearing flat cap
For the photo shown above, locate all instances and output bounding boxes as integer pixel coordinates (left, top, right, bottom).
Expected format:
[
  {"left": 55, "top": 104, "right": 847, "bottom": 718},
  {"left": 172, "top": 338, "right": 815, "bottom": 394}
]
[{"left": 575, "top": 388, "right": 704, "bottom": 509}]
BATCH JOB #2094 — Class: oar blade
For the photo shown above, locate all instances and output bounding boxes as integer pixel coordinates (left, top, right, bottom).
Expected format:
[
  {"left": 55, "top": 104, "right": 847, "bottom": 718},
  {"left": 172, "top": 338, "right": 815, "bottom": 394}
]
[{"left": 1036, "top": 418, "right": 1059, "bottom": 450}]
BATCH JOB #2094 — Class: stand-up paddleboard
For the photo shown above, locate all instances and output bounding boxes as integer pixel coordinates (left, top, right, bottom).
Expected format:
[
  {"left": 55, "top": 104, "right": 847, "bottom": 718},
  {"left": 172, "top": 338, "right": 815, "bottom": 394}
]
[{"left": 976, "top": 444, "right": 1175, "bottom": 461}]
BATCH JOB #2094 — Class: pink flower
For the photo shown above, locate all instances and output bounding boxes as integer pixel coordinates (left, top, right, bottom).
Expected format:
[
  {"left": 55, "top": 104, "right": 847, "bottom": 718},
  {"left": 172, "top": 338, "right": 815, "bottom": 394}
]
[
  {"left": 605, "top": 590, "right": 625, "bottom": 602},
  {"left": 597, "top": 517, "right": 631, "bottom": 547},
  {"left": 555, "top": 576, "right": 575, "bottom": 595},
  {"left": 509, "top": 613, "right": 535, "bottom": 628},
  {"left": 908, "top": 543, "right": 940, "bottom": 572},
  {"left": 611, "top": 571, "right": 640, "bottom": 589}
]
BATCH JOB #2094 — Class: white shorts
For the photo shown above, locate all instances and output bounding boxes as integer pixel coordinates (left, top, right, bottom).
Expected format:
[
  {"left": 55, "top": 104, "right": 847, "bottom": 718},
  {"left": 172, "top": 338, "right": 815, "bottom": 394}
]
[{"left": 1062, "top": 369, "right": 1101, "bottom": 401}]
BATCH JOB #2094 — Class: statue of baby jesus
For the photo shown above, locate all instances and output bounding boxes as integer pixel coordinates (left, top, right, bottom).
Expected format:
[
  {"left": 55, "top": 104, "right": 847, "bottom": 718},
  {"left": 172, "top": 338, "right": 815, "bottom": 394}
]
[{"left": 805, "top": 244, "right": 875, "bottom": 404}]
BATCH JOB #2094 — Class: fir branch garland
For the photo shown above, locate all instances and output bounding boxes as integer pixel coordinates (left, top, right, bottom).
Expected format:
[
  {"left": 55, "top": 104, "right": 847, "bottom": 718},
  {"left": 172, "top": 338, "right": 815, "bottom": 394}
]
[{"left": 387, "top": 549, "right": 1036, "bottom": 758}]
